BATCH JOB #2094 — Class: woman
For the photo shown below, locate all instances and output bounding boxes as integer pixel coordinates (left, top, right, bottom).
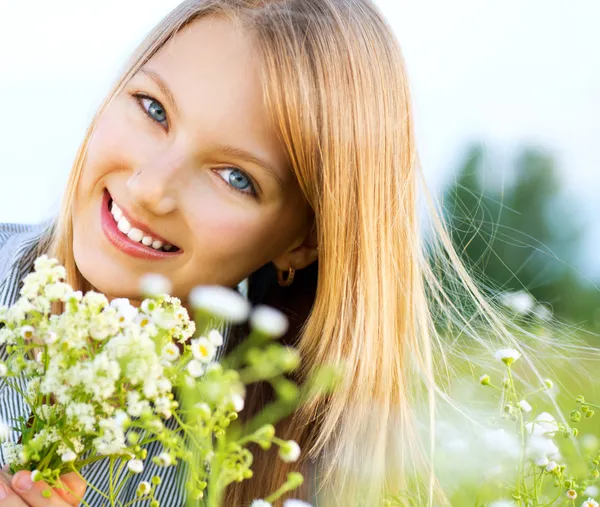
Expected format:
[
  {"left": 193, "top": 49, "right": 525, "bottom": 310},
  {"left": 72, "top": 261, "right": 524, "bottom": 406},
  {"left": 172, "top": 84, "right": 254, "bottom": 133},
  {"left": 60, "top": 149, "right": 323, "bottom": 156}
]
[{"left": 0, "top": 0, "right": 589, "bottom": 506}]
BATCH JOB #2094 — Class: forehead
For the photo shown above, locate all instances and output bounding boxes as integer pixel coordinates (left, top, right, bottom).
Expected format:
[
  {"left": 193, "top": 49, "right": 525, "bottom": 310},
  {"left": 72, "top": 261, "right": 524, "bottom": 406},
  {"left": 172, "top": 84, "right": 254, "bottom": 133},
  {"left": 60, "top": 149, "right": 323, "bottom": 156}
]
[{"left": 138, "top": 15, "right": 287, "bottom": 171}]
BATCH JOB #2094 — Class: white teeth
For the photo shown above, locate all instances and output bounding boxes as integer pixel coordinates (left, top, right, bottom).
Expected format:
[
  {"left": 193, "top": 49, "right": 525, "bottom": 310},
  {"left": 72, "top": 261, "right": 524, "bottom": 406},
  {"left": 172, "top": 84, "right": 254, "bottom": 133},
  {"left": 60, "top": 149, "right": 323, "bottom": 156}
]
[
  {"left": 110, "top": 201, "right": 176, "bottom": 251},
  {"left": 111, "top": 202, "right": 123, "bottom": 221},
  {"left": 127, "top": 228, "right": 144, "bottom": 242},
  {"left": 117, "top": 217, "right": 131, "bottom": 234}
]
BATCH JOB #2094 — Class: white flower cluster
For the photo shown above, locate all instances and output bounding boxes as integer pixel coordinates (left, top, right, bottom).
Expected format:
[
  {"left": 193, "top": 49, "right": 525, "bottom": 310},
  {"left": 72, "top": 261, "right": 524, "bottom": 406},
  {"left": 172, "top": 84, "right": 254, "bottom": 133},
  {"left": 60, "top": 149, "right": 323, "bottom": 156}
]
[
  {"left": 0, "top": 255, "right": 220, "bottom": 468},
  {"left": 0, "top": 256, "right": 307, "bottom": 504}
]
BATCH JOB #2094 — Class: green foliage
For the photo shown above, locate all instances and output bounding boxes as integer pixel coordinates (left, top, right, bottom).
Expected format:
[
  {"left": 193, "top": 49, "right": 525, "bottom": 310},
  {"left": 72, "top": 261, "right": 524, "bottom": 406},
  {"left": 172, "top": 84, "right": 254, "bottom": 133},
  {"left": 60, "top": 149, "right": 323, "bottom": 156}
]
[{"left": 444, "top": 143, "right": 600, "bottom": 331}]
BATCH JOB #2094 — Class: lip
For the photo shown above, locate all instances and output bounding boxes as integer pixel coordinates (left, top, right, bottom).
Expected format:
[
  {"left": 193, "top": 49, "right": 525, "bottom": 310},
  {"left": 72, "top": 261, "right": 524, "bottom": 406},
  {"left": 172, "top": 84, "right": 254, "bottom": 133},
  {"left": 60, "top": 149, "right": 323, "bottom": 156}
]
[{"left": 101, "top": 189, "right": 183, "bottom": 260}]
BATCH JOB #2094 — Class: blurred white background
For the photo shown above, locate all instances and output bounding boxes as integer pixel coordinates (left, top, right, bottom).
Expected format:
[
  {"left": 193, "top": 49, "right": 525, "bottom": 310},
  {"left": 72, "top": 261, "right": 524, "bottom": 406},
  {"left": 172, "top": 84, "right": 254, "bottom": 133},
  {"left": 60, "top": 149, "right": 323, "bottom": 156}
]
[{"left": 0, "top": 1, "right": 598, "bottom": 276}]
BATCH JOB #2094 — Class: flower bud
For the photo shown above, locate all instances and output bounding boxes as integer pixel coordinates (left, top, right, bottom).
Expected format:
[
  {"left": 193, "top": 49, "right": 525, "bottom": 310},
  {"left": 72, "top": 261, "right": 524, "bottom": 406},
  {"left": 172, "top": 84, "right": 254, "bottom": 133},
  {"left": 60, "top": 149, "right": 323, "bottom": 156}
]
[
  {"left": 586, "top": 410, "right": 595, "bottom": 419},
  {"left": 139, "top": 273, "right": 172, "bottom": 297},
  {"left": 543, "top": 379, "right": 553, "bottom": 389},
  {"left": 576, "top": 395, "right": 586, "bottom": 404},
  {"left": 570, "top": 410, "right": 581, "bottom": 423},
  {"left": 479, "top": 374, "right": 491, "bottom": 386}
]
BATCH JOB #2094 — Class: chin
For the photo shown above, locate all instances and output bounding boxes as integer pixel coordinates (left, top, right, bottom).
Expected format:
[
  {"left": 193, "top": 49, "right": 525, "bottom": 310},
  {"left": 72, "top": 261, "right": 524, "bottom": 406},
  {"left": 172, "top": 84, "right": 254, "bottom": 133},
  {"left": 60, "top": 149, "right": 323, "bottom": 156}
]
[{"left": 72, "top": 241, "right": 137, "bottom": 299}]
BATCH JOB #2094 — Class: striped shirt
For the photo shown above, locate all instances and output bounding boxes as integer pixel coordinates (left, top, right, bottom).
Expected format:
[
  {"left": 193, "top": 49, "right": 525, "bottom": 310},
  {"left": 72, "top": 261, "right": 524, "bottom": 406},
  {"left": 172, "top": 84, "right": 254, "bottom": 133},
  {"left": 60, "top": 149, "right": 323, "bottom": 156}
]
[{"left": 0, "top": 220, "right": 245, "bottom": 506}]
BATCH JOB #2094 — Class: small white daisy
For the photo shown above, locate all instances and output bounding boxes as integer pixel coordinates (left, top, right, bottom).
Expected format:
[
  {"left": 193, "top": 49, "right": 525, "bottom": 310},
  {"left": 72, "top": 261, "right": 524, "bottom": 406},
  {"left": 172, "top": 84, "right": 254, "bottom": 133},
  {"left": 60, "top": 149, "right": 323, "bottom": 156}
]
[
  {"left": 518, "top": 400, "right": 532, "bottom": 413},
  {"left": 61, "top": 451, "right": 77, "bottom": 462},
  {"left": 139, "top": 273, "right": 172, "bottom": 297},
  {"left": 494, "top": 348, "right": 521, "bottom": 366},
  {"left": 187, "top": 359, "right": 205, "bottom": 378},
  {"left": 279, "top": 440, "right": 301, "bottom": 463},
  {"left": 188, "top": 285, "right": 250, "bottom": 323},
  {"left": 250, "top": 305, "right": 289, "bottom": 337},
  {"left": 127, "top": 459, "right": 144, "bottom": 474},
  {"left": 161, "top": 343, "right": 180, "bottom": 362}
]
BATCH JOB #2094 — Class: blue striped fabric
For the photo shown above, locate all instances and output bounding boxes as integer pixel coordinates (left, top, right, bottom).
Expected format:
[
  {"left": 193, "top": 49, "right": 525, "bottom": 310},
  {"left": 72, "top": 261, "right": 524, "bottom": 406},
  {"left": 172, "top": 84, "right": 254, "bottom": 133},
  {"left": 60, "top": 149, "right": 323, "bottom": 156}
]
[{"left": 0, "top": 220, "right": 242, "bottom": 506}]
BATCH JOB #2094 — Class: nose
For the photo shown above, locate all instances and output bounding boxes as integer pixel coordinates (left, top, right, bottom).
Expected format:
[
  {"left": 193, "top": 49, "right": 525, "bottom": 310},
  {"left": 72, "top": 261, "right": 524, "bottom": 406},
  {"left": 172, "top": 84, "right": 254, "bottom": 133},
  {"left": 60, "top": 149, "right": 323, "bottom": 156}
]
[{"left": 126, "top": 149, "right": 187, "bottom": 216}]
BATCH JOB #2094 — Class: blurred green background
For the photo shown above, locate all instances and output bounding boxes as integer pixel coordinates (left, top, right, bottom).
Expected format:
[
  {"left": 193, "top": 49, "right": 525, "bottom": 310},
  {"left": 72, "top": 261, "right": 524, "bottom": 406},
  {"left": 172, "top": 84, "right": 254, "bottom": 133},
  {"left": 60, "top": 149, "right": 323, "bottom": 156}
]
[{"left": 444, "top": 144, "right": 600, "bottom": 334}]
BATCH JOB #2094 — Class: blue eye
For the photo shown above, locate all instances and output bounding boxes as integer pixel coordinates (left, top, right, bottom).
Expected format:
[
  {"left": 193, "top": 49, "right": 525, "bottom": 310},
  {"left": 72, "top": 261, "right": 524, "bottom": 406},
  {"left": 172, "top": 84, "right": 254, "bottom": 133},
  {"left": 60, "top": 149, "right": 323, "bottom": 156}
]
[
  {"left": 134, "top": 94, "right": 168, "bottom": 127},
  {"left": 216, "top": 167, "right": 257, "bottom": 197}
]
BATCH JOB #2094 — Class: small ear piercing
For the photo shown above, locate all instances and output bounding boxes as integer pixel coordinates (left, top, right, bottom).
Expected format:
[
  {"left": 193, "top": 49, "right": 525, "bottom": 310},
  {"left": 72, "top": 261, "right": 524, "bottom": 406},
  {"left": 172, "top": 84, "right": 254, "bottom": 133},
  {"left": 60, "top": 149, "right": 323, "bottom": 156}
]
[{"left": 277, "top": 266, "right": 295, "bottom": 287}]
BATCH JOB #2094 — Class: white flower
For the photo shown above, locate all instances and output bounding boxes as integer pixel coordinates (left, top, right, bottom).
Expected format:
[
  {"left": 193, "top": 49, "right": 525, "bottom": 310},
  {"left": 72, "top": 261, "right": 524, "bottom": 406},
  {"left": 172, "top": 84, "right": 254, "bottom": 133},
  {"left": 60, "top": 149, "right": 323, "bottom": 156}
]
[
  {"left": 527, "top": 435, "right": 560, "bottom": 461},
  {"left": 488, "top": 502, "right": 516, "bottom": 507},
  {"left": 161, "top": 343, "right": 180, "bottom": 362},
  {"left": 526, "top": 412, "right": 559, "bottom": 437},
  {"left": 139, "top": 273, "right": 172, "bottom": 297},
  {"left": 545, "top": 460, "right": 558, "bottom": 472},
  {"left": 191, "top": 337, "right": 216, "bottom": 363},
  {"left": 250, "top": 501, "right": 272, "bottom": 507},
  {"left": 231, "top": 393, "right": 245, "bottom": 413},
  {"left": 250, "top": 305, "right": 289, "bottom": 337},
  {"left": 279, "top": 440, "right": 301, "bottom": 463},
  {"left": 137, "top": 481, "right": 152, "bottom": 496},
  {"left": 283, "top": 501, "right": 313, "bottom": 507},
  {"left": 584, "top": 486, "right": 599, "bottom": 497},
  {"left": 189, "top": 285, "right": 250, "bottom": 324},
  {"left": 207, "top": 329, "right": 224, "bottom": 347},
  {"left": 494, "top": 348, "right": 521, "bottom": 365},
  {"left": 155, "top": 452, "right": 172, "bottom": 467},
  {"left": 82, "top": 291, "right": 109, "bottom": 313},
  {"left": 20, "top": 325, "right": 35, "bottom": 340},
  {"left": 110, "top": 298, "right": 138, "bottom": 327},
  {"left": 126, "top": 392, "right": 150, "bottom": 418},
  {"left": 44, "top": 331, "right": 58, "bottom": 345},
  {"left": 582, "top": 497, "right": 599, "bottom": 507},
  {"left": 566, "top": 489, "right": 577, "bottom": 500},
  {"left": 518, "top": 400, "right": 532, "bottom": 413},
  {"left": 0, "top": 421, "right": 10, "bottom": 441},
  {"left": 500, "top": 290, "right": 534, "bottom": 315},
  {"left": 482, "top": 428, "right": 520, "bottom": 458},
  {"left": 187, "top": 359, "right": 205, "bottom": 378},
  {"left": 0, "top": 364, "right": 7, "bottom": 377},
  {"left": 127, "top": 459, "right": 144, "bottom": 474},
  {"left": 61, "top": 451, "right": 77, "bottom": 462},
  {"left": 534, "top": 456, "right": 549, "bottom": 467}
]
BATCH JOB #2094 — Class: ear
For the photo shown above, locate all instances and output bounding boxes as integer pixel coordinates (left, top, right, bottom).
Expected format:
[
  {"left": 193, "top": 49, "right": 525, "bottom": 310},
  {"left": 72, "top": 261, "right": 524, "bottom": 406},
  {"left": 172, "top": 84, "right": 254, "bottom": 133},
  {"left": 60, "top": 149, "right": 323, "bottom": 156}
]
[{"left": 272, "top": 220, "right": 319, "bottom": 272}]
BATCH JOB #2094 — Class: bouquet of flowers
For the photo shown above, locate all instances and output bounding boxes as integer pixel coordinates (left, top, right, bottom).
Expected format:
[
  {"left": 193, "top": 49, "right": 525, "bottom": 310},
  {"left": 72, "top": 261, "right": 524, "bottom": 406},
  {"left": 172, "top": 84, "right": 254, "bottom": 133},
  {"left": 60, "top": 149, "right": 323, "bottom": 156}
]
[{"left": 0, "top": 255, "right": 333, "bottom": 506}]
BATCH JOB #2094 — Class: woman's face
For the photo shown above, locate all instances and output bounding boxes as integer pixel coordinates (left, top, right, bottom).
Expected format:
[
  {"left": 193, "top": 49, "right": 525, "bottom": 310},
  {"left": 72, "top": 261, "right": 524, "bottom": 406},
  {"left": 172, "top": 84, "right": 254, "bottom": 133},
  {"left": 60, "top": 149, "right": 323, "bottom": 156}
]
[{"left": 72, "top": 16, "right": 317, "bottom": 303}]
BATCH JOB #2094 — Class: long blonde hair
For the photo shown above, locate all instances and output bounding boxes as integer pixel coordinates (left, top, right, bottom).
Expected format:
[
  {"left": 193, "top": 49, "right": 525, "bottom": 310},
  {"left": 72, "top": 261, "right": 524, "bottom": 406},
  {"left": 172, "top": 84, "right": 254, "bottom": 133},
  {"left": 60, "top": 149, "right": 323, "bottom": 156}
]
[{"left": 40, "top": 0, "right": 597, "bottom": 505}]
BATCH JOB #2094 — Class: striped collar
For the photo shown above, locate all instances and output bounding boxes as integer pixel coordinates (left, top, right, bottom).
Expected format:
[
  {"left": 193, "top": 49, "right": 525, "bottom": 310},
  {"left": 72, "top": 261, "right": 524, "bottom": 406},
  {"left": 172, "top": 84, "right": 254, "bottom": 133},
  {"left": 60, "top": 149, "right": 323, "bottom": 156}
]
[{"left": 0, "top": 221, "right": 53, "bottom": 308}]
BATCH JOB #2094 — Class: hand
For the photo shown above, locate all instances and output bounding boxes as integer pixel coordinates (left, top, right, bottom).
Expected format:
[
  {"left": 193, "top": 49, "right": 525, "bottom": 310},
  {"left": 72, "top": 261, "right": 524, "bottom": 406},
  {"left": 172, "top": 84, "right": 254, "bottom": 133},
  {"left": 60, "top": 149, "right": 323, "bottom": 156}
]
[{"left": 0, "top": 470, "right": 85, "bottom": 506}]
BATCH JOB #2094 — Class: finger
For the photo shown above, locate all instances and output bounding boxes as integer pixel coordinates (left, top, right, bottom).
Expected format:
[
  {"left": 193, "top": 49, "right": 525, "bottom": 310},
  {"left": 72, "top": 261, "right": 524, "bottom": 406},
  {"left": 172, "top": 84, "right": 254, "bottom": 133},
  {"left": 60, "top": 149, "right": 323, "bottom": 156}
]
[
  {"left": 54, "top": 473, "right": 86, "bottom": 505},
  {"left": 0, "top": 480, "right": 28, "bottom": 506},
  {"left": 10, "top": 471, "right": 74, "bottom": 506}
]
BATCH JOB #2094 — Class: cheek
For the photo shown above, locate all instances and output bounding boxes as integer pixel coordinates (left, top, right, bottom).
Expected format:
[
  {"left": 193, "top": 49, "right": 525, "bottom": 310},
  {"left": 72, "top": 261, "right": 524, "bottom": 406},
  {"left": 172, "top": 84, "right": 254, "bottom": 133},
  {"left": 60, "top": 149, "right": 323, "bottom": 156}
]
[{"left": 185, "top": 195, "right": 286, "bottom": 259}]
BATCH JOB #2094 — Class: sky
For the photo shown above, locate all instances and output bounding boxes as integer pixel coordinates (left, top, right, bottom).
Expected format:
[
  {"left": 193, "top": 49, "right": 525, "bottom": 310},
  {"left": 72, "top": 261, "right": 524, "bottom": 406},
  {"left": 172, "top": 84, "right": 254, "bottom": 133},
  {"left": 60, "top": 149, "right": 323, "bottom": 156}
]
[{"left": 0, "top": 0, "right": 598, "bottom": 277}]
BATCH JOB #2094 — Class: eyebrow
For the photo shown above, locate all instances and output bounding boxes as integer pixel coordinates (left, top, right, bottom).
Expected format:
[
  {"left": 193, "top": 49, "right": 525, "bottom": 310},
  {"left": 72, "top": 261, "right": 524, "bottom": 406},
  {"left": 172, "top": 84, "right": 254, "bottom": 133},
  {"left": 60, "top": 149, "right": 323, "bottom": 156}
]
[
  {"left": 139, "top": 68, "right": 180, "bottom": 117},
  {"left": 217, "top": 144, "right": 285, "bottom": 192}
]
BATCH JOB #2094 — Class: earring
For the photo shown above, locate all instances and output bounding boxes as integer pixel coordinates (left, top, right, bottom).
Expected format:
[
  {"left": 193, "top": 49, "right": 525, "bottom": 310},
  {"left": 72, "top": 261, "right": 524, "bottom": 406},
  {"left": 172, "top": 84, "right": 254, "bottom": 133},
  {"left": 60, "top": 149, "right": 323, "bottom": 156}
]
[{"left": 277, "top": 266, "right": 295, "bottom": 287}]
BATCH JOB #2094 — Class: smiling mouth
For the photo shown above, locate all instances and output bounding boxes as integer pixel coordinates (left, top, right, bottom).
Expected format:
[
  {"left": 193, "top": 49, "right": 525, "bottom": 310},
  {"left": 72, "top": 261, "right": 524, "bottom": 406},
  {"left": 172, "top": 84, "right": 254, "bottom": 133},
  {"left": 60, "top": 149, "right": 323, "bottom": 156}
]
[{"left": 107, "top": 197, "right": 181, "bottom": 253}]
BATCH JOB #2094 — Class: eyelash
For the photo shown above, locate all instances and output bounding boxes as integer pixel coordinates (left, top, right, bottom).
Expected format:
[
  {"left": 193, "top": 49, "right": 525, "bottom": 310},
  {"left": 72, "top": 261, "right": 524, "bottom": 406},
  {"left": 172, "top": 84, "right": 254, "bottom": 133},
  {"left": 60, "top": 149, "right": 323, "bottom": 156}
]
[{"left": 131, "top": 92, "right": 258, "bottom": 199}]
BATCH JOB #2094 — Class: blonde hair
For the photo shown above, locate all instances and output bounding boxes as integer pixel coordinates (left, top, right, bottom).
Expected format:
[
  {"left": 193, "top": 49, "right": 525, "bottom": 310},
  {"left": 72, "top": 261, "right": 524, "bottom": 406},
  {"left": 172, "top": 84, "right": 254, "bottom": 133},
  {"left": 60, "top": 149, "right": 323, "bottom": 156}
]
[{"left": 40, "top": 1, "right": 597, "bottom": 505}]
